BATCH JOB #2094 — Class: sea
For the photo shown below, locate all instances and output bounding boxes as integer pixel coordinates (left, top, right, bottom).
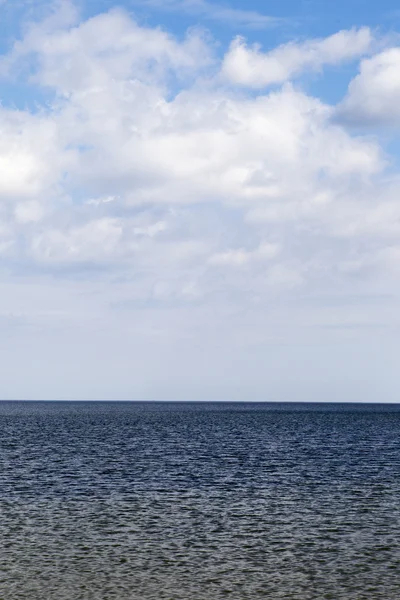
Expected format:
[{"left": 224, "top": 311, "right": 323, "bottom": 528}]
[{"left": 0, "top": 401, "right": 399, "bottom": 599}]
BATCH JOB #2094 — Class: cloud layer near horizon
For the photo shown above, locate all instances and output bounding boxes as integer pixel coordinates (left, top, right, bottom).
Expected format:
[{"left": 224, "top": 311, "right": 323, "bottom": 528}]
[{"left": 0, "top": 1, "right": 399, "bottom": 400}]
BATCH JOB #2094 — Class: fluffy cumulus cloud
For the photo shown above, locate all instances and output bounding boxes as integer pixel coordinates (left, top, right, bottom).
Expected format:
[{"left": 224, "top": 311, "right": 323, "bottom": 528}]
[
  {"left": 338, "top": 48, "right": 400, "bottom": 125},
  {"left": 221, "top": 28, "right": 373, "bottom": 87},
  {"left": 0, "top": 0, "right": 400, "bottom": 400}
]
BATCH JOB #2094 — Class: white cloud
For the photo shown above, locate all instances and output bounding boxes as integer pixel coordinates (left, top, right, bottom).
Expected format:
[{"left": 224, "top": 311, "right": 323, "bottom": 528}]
[
  {"left": 209, "top": 242, "right": 280, "bottom": 266},
  {"left": 2, "top": 6, "right": 212, "bottom": 92},
  {"left": 0, "top": 3, "right": 399, "bottom": 400},
  {"left": 0, "top": 108, "right": 64, "bottom": 199},
  {"left": 31, "top": 218, "right": 124, "bottom": 264},
  {"left": 0, "top": 6, "right": 390, "bottom": 281},
  {"left": 0, "top": 7, "right": 387, "bottom": 276},
  {"left": 221, "top": 28, "right": 373, "bottom": 87},
  {"left": 337, "top": 47, "right": 400, "bottom": 125}
]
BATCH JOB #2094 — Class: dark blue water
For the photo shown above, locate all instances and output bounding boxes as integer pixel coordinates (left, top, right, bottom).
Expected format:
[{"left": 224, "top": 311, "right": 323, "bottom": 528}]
[{"left": 1, "top": 401, "right": 400, "bottom": 599}]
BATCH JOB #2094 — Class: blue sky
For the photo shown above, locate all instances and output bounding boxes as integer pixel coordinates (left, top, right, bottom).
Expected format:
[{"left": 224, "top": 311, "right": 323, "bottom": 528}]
[{"left": 0, "top": 0, "right": 400, "bottom": 401}]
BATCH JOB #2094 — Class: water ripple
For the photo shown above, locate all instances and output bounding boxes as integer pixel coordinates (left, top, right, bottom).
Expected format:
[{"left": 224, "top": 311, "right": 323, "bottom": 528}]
[{"left": 0, "top": 401, "right": 400, "bottom": 599}]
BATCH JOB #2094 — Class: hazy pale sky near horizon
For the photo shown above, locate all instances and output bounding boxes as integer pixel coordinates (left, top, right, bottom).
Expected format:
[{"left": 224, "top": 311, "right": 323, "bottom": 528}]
[{"left": 0, "top": 0, "right": 400, "bottom": 401}]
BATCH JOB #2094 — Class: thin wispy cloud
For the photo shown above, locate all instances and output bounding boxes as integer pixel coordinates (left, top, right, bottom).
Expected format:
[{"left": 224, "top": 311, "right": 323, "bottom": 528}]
[{"left": 133, "top": 0, "right": 278, "bottom": 28}]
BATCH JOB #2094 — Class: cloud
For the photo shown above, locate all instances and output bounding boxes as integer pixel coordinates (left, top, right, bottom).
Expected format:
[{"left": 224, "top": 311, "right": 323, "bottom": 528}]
[
  {"left": 0, "top": 6, "right": 388, "bottom": 282},
  {"left": 0, "top": 108, "right": 67, "bottom": 199},
  {"left": 134, "top": 0, "right": 277, "bottom": 29},
  {"left": 337, "top": 47, "right": 400, "bottom": 125},
  {"left": 221, "top": 28, "right": 373, "bottom": 87},
  {"left": 209, "top": 242, "right": 280, "bottom": 267},
  {"left": 0, "top": 2, "right": 400, "bottom": 399},
  {"left": 1, "top": 5, "right": 212, "bottom": 89}
]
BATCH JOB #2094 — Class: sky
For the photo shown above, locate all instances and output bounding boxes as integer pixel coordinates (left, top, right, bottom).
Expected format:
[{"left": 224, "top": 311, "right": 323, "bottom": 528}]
[{"left": 0, "top": 0, "right": 400, "bottom": 401}]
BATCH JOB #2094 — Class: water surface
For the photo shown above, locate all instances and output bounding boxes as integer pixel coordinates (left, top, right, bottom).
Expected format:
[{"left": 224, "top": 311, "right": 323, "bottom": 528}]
[{"left": 1, "top": 401, "right": 400, "bottom": 599}]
